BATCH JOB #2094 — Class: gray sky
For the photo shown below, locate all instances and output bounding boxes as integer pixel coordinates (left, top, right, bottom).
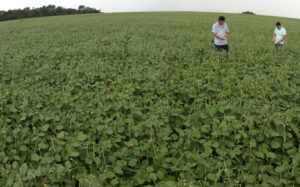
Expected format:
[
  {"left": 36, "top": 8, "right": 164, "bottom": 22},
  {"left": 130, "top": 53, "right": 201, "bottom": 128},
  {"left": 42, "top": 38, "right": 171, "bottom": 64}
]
[{"left": 2, "top": 0, "right": 300, "bottom": 19}]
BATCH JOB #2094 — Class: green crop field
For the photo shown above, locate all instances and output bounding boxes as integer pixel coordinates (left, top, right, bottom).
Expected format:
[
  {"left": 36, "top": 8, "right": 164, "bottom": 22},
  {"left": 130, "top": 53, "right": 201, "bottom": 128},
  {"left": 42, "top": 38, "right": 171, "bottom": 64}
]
[{"left": 0, "top": 12, "right": 300, "bottom": 186}]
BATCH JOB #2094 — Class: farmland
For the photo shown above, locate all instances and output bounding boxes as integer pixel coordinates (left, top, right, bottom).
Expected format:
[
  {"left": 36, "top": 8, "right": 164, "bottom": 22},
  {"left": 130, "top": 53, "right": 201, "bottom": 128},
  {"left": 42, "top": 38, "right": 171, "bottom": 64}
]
[{"left": 0, "top": 12, "right": 300, "bottom": 186}]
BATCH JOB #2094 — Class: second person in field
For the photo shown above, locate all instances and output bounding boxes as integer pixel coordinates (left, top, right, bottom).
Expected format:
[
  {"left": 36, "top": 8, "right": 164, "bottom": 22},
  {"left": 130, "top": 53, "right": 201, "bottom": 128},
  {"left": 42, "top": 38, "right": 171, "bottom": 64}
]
[
  {"left": 212, "top": 16, "right": 230, "bottom": 52},
  {"left": 272, "top": 22, "right": 287, "bottom": 50}
]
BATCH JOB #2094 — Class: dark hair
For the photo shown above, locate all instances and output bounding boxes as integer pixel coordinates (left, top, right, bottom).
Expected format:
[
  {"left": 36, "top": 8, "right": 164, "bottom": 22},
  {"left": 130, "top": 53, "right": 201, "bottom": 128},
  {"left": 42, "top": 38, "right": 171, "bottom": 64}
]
[
  {"left": 218, "top": 16, "right": 226, "bottom": 21},
  {"left": 276, "top": 22, "right": 281, "bottom": 26}
]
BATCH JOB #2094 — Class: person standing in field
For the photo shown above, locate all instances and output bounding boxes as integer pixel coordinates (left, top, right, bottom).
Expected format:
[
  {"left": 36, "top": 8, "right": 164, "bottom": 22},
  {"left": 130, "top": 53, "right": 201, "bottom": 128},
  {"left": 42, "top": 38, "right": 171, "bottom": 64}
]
[
  {"left": 212, "top": 16, "right": 230, "bottom": 52},
  {"left": 272, "top": 22, "right": 287, "bottom": 50}
]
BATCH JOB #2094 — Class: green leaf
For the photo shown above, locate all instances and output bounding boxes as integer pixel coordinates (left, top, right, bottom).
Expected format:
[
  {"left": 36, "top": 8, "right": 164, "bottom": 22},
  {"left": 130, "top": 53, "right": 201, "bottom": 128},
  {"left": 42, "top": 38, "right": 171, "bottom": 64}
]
[
  {"left": 13, "top": 182, "right": 22, "bottom": 187},
  {"left": 164, "top": 181, "right": 177, "bottom": 187},
  {"left": 41, "top": 125, "right": 50, "bottom": 132},
  {"left": 56, "top": 125, "right": 64, "bottom": 130},
  {"left": 12, "top": 161, "right": 18, "bottom": 169},
  {"left": 146, "top": 166, "right": 154, "bottom": 173},
  {"left": 57, "top": 131, "right": 65, "bottom": 139},
  {"left": 283, "top": 141, "right": 293, "bottom": 149},
  {"left": 294, "top": 151, "right": 300, "bottom": 162},
  {"left": 136, "top": 176, "right": 145, "bottom": 185},
  {"left": 208, "top": 107, "right": 217, "bottom": 115},
  {"left": 31, "top": 153, "right": 40, "bottom": 162},
  {"left": 271, "top": 141, "right": 281, "bottom": 149},
  {"left": 10, "top": 106, "right": 18, "bottom": 113},
  {"left": 42, "top": 157, "right": 55, "bottom": 164},
  {"left": 77, "top": 133, "right": 88, "bottom": 141},
  {"left": 266, "top": 152, "right": 276, "bottom": 159},
  {"left": 128, "top": 158, "right": 137, "bottom": 167},
  {"left": 106, "top": 127, "right": 114, "bottom": 135},
  {"left": 20, "top": 113, "right": 27, "bottom": 121},
  {"left": 20, "top": 163, "right": 28, "bottom": 176},
  {"left": 157, "top": 170, "right": 165, "bottom": 180},
  {"left": 94, "top": 157, "right": 100, "bottom": 165},
  {"left": 280, "top": 178, "right": 288, "bottom": 184},
  {"left": 250, "top": 139, "right": 257, "bottom": 147},
  {"left": 71, "top": 141, "right": 80, "bottom": 147},
  {"left": 149, "top": 173, "right": 157, "bottom": 181},
  {"left": 69, "top": 149, "right": 79, "bottom": 157},
  {"left": 275, "top": 164, "right": 288, "bottom": 174},
  {"left": 207, "top": 173, "right": 217, "bottom": 181},
  {"left": 255, "top": 152, "right": 265, "bottom": 159},
  {"left": 113, "top": 166, "right": 123, "bottom": 175},
  {"left": 20, "top": 146, "right": 27, "bottom": 152},
  {"left": 262, "top": 174, "right": 279, "bottom": 185},
  {"left": 38, "top": 142, "right": 49, "bottom": 150},
  {"left": 243, "top": 174, "right": 257, "bottom": 184},
  {"left": 111, "top": 178, "right": 119, "bottom": 186}
]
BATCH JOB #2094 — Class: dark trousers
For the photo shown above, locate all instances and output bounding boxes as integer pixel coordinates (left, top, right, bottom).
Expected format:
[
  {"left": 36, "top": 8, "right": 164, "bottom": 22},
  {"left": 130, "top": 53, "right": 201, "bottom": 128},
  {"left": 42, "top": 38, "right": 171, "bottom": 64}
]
[
  {"left": 275, "top": 44, "right": 283, "bottom": 50},
  {"left": 215, "top": 44, "right": 229, "bottom": 52}
]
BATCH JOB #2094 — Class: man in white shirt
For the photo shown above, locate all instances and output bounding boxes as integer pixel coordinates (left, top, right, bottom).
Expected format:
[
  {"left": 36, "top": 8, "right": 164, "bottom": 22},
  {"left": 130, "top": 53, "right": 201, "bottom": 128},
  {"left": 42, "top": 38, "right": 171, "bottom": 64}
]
[
  {"left": 272, "top": 22, "right": 287, "bottom": 50},
  {"left": 212, "top": 16, "right": 230, "bottom": 52}
]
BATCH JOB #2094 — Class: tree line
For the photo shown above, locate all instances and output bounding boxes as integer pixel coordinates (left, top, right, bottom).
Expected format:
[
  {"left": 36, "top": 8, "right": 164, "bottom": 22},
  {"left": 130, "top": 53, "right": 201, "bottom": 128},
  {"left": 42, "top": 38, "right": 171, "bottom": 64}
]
[
  {"left": 0, "top": 5, "right": 101, "bottom": 22},
  {"left": 242, "top": 11, "right": 255, "bottom": 15}
]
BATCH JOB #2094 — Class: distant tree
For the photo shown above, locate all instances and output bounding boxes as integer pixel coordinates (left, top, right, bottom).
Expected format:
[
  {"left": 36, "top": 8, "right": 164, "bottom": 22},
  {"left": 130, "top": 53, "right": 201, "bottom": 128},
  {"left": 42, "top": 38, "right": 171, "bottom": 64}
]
[
  {"left": 82, "top": 7, "right": 100, "bottom": 14},
  {"left": 0, "top": 11, "right": 5, "bottom": 20},
  {"left": 31, "top": 8, "right": 42, "bottom": 17},
  {"left": 47, "top": 5, "right": 57, "bottom": 16},
  {"left": 0, "top": 4, "right": 101, "bottom": 22},
  {"left": 23, "top": 7, "right": 31, "bottom": 18},
  {"left": 56, "top": 6, "right": 64, "bottom": 15},
  {"left": 79, "top": 5, "right": 85, "bottom": 13},
  {"left": 65, "top": 8, "right": 77, "bottom": 15},
  {"left": 242, "top": 11, "right": 255, "bottom": 15}
]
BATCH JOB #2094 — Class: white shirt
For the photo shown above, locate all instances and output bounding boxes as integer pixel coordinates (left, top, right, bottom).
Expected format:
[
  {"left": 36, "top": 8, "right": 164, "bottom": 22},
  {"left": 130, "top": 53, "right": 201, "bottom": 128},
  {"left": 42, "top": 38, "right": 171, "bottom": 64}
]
[
  {"left": 274, "top": 27, "right": 287, "bottom": 44},
  {"left": 212, "top": 22, "right": 229, "bottom": 46}
]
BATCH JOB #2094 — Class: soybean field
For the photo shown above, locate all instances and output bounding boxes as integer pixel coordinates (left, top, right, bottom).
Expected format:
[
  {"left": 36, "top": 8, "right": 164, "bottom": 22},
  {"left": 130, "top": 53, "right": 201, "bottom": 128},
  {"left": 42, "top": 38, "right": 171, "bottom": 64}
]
[{"left": 0, "top": 12, "right": 300, "bottom": 186}]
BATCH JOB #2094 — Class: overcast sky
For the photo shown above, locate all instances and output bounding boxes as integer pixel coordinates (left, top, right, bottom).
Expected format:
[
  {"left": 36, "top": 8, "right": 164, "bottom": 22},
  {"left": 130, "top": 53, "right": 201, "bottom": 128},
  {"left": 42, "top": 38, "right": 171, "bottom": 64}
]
[{"left": 2, "top": 0, "right": 300, "bottom": 19}]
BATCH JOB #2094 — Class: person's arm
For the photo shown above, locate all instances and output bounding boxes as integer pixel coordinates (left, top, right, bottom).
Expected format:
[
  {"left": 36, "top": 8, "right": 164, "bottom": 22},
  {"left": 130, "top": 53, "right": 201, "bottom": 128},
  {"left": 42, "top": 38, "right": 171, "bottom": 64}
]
[
  {"left": 212, "top": 24, "right": 226, "bottom": 40},
  {"left": 226, "top": 32, "right": 229, "bottom": 40},
  {"left": 277, "top": 35, "right": 286, "bottom": 44},
  {"left": 225, "top": 25, "right": 229, "bottom": 40},
  {"left": 213, "top": 33, "right": 226, "bottom": 40},
  {"left": 272, "top": 34, "right": 276, "bottom": 42}
]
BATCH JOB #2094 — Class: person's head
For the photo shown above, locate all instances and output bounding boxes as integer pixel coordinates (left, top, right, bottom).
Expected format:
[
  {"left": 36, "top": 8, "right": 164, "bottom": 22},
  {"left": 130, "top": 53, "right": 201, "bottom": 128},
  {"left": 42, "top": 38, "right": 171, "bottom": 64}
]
[
  {"left": 218, "top": 16, "right": 226, "bottom": 25},
  {"left": 276, "top": 22, "right": 281, "bottom": 29}
]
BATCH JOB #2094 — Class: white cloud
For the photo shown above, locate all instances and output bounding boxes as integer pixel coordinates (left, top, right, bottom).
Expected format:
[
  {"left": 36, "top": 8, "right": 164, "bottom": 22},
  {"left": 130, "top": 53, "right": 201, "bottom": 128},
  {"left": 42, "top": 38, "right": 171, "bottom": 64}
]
[{"left": 1, "top": 0, "right": 300, "bottom": 19}]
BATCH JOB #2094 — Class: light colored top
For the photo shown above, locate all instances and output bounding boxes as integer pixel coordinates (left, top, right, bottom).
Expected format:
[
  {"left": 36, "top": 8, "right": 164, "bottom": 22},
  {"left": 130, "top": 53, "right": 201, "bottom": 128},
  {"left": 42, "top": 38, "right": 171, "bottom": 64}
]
[
  {"left": 212, "top": 22, "right": 229, "bottom": 46},
  {"left": 274, "top": 27, "right": 287, "bottom": 44}
]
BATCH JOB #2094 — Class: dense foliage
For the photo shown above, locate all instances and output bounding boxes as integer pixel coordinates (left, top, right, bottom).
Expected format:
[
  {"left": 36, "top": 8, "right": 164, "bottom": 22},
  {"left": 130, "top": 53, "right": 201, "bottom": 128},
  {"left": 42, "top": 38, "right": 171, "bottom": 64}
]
[
  {"left": 0, "top": 12, "right": 299, "bottom": 186},
  {"left": 242, "top": 11, "right": 256, "bottom": 15},
  {"left": 0, "top": 5, "right": 101, "bottom": 22}
]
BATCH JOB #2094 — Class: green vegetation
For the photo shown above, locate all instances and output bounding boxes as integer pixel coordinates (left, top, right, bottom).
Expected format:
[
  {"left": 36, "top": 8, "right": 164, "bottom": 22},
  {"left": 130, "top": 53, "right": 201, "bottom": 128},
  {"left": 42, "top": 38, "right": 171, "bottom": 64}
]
[
  {"left": 242, "top": 11, "right": 255, "bottom": 15},
  {"left": 0, "top": 5, "right": 101, "bottom": 22},
  {"left": 0, "top": 12, "right": 300, "bottom": 186}
]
